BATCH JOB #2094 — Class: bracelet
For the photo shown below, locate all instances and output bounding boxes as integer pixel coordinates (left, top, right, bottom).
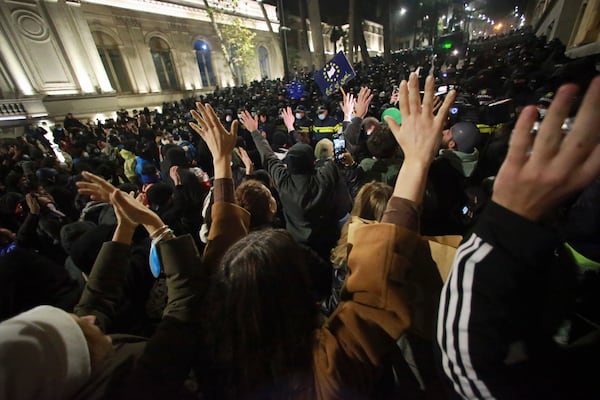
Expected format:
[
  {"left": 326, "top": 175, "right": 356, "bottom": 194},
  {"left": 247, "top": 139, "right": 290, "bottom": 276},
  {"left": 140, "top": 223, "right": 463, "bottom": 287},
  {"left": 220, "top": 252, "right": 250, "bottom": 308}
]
[
  {"left": 148, "top": 228, "right": 174, "bottom": 279},
  {"left": 152, "top": 228, "right": 174, "bottom": 245},
  {"left": 149, "top": 225, "right": 168, "bottom": 239}
]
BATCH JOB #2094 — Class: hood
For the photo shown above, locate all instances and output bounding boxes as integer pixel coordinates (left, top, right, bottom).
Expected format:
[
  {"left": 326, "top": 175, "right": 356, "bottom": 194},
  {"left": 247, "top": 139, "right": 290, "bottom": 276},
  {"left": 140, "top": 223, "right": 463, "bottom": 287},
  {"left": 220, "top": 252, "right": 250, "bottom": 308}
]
[
  {"left": 438, "top": 148, "right": 479, "bottom": 177},
  {"left": 284, "top": 143, "right": 315, "bottom": 174},
  {"left": 119, "top": 148, "right": 136, "bottom": 160},
  {"left": 0, "top": 305, "right": 91, "bottom": 400}
]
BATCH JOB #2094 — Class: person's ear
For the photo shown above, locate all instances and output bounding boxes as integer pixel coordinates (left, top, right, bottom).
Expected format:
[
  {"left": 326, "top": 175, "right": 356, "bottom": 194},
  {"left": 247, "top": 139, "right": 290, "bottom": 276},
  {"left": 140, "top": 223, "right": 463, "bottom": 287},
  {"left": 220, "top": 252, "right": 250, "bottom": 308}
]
[
  {"left": 80, "top": 315, "right": 97, "bottom": 325},
  {"left": 268, "top": 196, "right": 277, "bottom": 217},
  {"left": 448, "top": 139, "right": 457, "bottom": 150}
]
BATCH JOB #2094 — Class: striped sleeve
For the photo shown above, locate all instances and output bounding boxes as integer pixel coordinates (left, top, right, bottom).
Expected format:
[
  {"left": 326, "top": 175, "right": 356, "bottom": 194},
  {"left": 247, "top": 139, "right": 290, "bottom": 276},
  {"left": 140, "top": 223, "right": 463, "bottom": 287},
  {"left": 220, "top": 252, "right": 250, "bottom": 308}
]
[
  {"left": 436, "top": 233, "right": 495, "bottom": 399},
  {"left": 435, "top": 201, "right": 563, "bottom": 400}
]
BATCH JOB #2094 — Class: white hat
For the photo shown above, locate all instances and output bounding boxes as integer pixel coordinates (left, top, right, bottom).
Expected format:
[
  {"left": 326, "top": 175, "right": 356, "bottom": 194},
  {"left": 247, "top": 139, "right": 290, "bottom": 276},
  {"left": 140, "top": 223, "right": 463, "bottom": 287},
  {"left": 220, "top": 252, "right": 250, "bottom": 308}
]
[{"left": 0, "top": 306, "right": 91, "bottom": 400}]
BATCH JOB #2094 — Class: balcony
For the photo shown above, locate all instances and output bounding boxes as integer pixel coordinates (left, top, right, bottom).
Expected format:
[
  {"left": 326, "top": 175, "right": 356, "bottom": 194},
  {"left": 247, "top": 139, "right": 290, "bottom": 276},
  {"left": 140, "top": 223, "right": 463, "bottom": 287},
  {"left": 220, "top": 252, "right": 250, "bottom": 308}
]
[{"left": 0, "top": 97, "right": 48, "bottom": 125}]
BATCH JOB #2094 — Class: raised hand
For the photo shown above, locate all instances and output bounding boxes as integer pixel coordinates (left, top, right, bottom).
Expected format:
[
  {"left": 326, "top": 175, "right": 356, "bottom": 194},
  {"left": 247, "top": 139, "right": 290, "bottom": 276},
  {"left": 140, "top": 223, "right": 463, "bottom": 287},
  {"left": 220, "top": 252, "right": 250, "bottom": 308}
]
[
  {"left": 386, "top": 72, "right": 456, "bottom": 203},
  {"left": 239, "top": 110, "right": 259, "bottom": 133},
  {"left": 354, "top": 87, "right": 374, "bottom": 119},
  {"left": 281, "top": 106, "right": 295, "bottom": 132},
  {"left": 389, "top": 89, "right": 399, "bottom": 105},
  {"left": 384, "top": 73, "right": 455, "bottom": 166},
  {"left": 189, "top": 102, "right": 238, "bottom": 164},
  {"left": 236, "top": 147, "right": 254, "bottom": 175},
  {"left": 492, "top": 76, "right": 600, "bottom": 221},
  {"left": 110, "top": 190, "right": 137, "bottom": 235},
  {"left": 340, "top": 91, "right": 356, "bottom": 120},
  {"left": 76, "top": 171, "right": 117, "bottom": 203},
  {"left": 111, "top": 189, "right": 164, "bottom": 235}
]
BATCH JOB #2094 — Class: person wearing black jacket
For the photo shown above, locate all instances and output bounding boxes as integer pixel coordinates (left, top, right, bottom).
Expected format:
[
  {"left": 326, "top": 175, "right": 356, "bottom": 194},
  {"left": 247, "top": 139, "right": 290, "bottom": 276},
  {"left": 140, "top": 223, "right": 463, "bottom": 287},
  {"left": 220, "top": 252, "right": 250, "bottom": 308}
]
[
  {"left": 436, "top": 76, "right": 600, "bottom": 399},
  {"left": 240, "top": 110, "right": 344, "bottom": 263}
]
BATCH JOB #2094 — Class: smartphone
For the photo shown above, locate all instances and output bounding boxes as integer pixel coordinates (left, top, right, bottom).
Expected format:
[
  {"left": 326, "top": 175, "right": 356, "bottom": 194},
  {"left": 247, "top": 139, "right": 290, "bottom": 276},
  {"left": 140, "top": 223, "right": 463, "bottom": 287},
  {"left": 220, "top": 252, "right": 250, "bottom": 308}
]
[{"left": 333, "top": 137, "right": 346, "bottom": 159}]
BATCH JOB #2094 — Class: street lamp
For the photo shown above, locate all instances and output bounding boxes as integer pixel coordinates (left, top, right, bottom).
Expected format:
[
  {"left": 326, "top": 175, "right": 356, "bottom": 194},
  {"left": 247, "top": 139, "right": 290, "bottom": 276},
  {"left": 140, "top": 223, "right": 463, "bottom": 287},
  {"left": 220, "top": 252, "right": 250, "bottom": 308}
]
[{"left": 400, "top": 7, "right": 407, "bottom": 16}]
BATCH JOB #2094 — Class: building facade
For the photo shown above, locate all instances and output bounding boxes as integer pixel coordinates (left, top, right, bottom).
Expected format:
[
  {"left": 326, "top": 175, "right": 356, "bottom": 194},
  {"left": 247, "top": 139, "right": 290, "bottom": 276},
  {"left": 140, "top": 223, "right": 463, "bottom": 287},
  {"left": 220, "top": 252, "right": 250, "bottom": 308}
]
[
  {"left": 527, "top": 0, "right": 600, "bottom": 58},
  {"left": 285, "top": 15, "right": 384, "bottom": 71},
  {"left": 0, "top": 0, "right": 283, "bottom": 134}
]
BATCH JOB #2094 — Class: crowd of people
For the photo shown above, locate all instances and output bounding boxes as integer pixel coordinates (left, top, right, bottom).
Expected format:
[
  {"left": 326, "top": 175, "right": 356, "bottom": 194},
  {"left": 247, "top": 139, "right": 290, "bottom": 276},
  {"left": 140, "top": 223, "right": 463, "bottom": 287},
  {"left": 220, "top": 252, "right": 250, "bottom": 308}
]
[{"left": 0, "top": 28, "right": 599, "bottom": 399}]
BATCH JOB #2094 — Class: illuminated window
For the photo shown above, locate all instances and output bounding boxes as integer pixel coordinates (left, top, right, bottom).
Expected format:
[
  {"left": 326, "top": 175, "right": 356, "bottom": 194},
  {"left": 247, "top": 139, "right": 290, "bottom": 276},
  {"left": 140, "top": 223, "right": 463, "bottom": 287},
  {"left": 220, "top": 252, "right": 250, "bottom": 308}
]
[
  {"left": 258, "top": 46, "right": 270, "bottom": 79},
  {"left": 194, "top": 40, "right": 215, "bottom": 87},
  {"left": 150, "top": 37, "right": 179, "bottom": 91},
  {"left": 92, "top": 31, "right": 132, "bottom": 93}
]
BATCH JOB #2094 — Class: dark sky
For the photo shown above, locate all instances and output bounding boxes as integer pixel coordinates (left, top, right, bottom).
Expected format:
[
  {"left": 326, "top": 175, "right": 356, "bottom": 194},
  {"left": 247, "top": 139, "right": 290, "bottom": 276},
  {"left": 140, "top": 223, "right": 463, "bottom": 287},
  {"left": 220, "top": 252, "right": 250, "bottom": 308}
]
[{"left": 268, "top": 0, "right": 531, "bottom": 25}]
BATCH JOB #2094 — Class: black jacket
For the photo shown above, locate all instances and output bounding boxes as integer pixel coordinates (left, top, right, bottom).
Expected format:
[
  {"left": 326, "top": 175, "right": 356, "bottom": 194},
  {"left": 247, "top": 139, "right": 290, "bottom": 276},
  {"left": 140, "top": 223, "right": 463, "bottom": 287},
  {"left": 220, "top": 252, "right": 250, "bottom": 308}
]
[{"left": 251, "top": 130, "right": 341, "bottom": 257}]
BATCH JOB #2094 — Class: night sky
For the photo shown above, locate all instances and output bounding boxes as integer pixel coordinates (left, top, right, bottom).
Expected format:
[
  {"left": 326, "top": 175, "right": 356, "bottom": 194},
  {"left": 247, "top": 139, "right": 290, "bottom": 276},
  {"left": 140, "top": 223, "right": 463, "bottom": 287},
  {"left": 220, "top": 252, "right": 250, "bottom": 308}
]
[{"left": 267, "top": 0, "right": 531, "bottom": 25}]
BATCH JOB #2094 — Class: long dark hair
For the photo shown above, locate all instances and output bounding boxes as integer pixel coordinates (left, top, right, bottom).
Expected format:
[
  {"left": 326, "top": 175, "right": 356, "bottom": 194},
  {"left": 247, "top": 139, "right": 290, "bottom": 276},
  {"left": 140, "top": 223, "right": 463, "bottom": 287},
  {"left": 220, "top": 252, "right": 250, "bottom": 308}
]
[
  {"left": 203, "top": 229, "right": 318, "bottom": 399},
  {"left": 331, "top": 181, "right": 393, "bottom": 267}
]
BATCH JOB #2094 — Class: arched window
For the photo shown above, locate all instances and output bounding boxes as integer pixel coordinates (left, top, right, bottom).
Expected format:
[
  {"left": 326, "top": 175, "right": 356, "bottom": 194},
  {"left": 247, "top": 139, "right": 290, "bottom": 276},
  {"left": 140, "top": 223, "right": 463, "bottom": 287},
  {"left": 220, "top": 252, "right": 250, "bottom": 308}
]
[
  {"left": 258, "top": 46, "right": 270, "bottom": 79},
  {"left": 92, "top": 31, "right": 132, "bottom": 93},
  {"left": 194, "top": 40, "right": 215, "bottom": 87},
  {"left": 150, "top": 37, "right": 179, "bottom": 91}
]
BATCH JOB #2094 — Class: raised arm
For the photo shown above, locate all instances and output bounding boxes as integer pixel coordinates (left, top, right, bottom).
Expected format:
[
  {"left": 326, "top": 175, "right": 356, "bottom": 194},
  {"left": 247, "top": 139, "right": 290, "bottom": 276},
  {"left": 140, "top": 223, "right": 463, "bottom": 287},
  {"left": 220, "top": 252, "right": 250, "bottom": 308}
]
[
  {"left": 344, "top": 87, "right": 373, "bottom": 147},
  {"left": 190, "top": 102, "right": 250, "bottom": 270},
  {"left": 240, "top": 109, "right": 289, "bottom": 186},
  {"left": 74, "top": 172, "right": 159, "bottom": 331},
  {"left": 315, "top": 73, "right": 456, "bottom": 398},
  {"left": 436, "top": 76, "right": 600, "bottom": 399}
]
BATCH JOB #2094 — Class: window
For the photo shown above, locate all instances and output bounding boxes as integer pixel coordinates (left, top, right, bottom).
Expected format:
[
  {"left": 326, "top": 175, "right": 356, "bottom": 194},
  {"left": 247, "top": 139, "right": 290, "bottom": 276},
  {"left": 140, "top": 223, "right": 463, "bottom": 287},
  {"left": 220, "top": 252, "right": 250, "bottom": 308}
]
[
  {"left": 194, "top": 40, "right": 215, "bottom": 87},
  {"left": 258, "top": 46, "right": 270, "bottom": 79},
  {"left": 92, "top": 31, "right": 132, "bottom": 93},
  {"left": 150, "top": 37, "right": 179, "bottom": 91}
]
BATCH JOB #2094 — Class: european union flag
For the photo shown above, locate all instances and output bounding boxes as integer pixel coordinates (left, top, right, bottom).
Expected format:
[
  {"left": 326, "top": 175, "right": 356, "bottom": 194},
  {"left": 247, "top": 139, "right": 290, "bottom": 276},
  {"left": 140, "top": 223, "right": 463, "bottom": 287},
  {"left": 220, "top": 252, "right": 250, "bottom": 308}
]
[
  {"left": 287, "top": 80, "right": 305, "bottom": 100},
  {"left": 313, "top": 51, "right": 356, "bottom": 97}
]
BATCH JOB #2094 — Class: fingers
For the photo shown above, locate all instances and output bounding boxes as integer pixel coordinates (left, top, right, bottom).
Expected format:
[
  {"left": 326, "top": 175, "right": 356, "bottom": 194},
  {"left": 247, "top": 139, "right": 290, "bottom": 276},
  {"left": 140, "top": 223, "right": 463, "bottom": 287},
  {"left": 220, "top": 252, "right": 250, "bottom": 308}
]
[
  {"left": 561, "top": 76, "right": 600, "bottom": 159},
  {"left": 398, "top": 80, "right": 409, "bottom": 118},
  {"left": 195, "top": 102, "right": 215, "bottom": 129},
  {"left": 504, "top": 106, "right": 537, "bottom": 166},
  {"left": 384, "top": 116, "right": 401, "bottom": 141},
  {"left": 578, "top": 146, "right": 600, "bottom": 188},
  {"left": 531, "top": 83, "right": 578, "bottom": 162},
  {"left": 81, "top": 171, "right": 113, "bottom": 190},
  {"left": 230, "top": 119, "right": 239, "bottom": 137},
  {"left": 408, "top": 72, "right": 421, "bottom": 115},
  {"left": 434, "top": 90, "right": 456, "bottom": 129},
  {"left": 422, "top": 75, "right": 435, "bottom": 114}
]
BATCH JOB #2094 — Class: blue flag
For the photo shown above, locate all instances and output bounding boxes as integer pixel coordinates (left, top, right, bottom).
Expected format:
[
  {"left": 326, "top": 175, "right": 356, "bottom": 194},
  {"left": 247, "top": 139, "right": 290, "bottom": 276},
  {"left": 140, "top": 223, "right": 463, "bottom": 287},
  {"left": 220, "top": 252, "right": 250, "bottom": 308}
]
[
  {"left": 313, "top": 51, "right": 356, "bottom": 97},
  {"left": 287, "top": 80, "right": 305, "bottom": 100}
]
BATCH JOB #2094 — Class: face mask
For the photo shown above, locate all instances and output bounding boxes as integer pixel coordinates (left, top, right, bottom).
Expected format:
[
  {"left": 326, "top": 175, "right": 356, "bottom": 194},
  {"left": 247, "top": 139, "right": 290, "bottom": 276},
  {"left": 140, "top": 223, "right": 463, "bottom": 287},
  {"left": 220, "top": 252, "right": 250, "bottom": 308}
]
[
  {"left": 237, "top": 114, "right": 243, "bottom": 119},
  {"left": 161, "top": 139, "right": 170, "bottom": 145},
  {"left": 225, "top": 115, "right": 232, "bottom": 122},
  {"left": 366, "top": 128, "right": 374, "bottom": 135},
  {"left": 318, "top": 114, "right": 326, "bottom": 121},
  {"left": 251, "top": 112, "right": 257, "bottom": 117},
  {"left": 537, "top": 108, "right": 547, "bottom": 119},
  {"left": 295, "top": 113, "right": 302, "bottom": 120}
]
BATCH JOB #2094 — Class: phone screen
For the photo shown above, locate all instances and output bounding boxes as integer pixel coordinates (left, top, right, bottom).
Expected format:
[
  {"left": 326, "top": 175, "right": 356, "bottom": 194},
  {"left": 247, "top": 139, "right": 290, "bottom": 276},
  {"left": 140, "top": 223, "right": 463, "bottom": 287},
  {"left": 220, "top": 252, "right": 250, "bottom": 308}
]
[{"left": 333, "top": 137, "right": 345, "bottom": 158}]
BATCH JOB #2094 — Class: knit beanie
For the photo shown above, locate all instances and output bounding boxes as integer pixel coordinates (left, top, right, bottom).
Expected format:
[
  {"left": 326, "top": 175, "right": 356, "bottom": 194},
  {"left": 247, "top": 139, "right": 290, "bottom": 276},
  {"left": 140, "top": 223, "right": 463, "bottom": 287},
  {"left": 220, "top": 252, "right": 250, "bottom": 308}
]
[{"left": 0, "top": 305, "right": 91, "bottom": 400}]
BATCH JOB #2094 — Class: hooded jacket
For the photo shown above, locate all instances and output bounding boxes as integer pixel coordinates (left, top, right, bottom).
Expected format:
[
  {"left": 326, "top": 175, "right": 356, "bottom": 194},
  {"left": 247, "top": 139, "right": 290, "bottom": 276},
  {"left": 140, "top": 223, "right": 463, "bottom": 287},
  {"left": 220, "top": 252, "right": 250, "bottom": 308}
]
[{"left": 251, "top": 130, "right": 342, "bottom": 256}]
